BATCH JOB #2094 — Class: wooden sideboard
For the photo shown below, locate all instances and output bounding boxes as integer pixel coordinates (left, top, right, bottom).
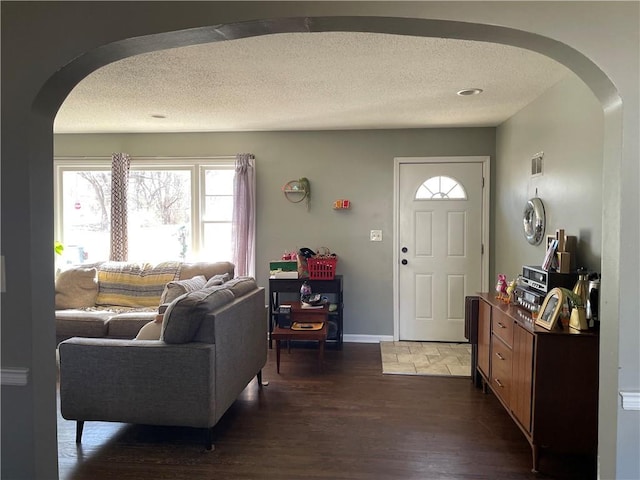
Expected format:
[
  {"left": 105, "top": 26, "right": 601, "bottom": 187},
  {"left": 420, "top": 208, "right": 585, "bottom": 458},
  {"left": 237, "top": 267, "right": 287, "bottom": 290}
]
[{"left": 473, "top": 293, "right": 599, "bottom": 473}]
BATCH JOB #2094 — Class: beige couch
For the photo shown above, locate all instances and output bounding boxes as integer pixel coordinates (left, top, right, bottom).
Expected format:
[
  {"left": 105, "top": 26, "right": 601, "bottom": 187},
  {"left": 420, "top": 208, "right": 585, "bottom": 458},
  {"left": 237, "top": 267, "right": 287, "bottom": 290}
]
[{"left": 55, "top": 261, "right": 236, "bottom": 344}]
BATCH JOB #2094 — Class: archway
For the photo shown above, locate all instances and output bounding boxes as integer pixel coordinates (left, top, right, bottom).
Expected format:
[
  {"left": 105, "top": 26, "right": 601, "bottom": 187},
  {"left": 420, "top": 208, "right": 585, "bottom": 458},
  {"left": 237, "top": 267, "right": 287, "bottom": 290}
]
[{"left": 33, "top": 15, "right": 621, "bottom": 479}]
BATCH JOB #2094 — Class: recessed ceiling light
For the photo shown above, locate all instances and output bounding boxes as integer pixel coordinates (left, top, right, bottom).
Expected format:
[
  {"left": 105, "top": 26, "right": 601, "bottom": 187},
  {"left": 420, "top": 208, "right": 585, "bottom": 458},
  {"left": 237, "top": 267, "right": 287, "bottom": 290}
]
[
  {"left": 151, "top": 114, "right": 167, "bottom": 119},
  {"left": 457, "top": 88, "right": 483, "bottom": 96}
]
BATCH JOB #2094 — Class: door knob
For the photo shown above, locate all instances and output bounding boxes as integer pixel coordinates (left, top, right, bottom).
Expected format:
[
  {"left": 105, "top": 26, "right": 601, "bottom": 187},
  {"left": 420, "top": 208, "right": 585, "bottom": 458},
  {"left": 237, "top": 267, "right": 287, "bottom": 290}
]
[
  {"left": 401, "top": 247, "right": 408, "bottom": 253},
  {"left": 401, "top": 259, "right": 408, "bottom": 265}
]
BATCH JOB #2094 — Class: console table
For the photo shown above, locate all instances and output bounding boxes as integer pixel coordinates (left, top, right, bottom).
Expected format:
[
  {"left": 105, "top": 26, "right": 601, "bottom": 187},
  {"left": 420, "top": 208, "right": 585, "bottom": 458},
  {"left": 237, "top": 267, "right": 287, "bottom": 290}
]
[
  {"left": 269, "top": 275, "right": 343, "bottom": 349},
  {"left": 472, "top": 294, "right": 599, "bottom": 473}
]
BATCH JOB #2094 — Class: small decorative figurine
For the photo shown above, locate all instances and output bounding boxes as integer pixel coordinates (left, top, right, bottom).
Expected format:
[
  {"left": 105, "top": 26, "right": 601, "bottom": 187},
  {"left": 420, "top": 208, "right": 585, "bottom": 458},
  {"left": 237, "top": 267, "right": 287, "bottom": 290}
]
[
  {"left": 506, "top": 278, "right": 518, "bottom": 304},
  {"left": 496, "top": 274, "right": 508, "bottom": 301}
]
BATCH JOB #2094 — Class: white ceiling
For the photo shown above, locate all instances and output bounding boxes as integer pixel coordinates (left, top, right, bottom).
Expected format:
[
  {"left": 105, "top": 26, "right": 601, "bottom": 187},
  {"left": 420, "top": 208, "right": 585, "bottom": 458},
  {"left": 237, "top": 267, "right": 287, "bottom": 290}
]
[{"left": 54, "top": 32, "right": 571, "bottom": 134}]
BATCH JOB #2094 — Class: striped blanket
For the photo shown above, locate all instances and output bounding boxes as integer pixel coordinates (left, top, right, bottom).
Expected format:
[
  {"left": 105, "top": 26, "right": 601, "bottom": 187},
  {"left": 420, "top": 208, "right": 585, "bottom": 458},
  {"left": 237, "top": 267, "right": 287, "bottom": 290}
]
[{"left": 96, "top": 261, "right": 181, "bottom": 308}]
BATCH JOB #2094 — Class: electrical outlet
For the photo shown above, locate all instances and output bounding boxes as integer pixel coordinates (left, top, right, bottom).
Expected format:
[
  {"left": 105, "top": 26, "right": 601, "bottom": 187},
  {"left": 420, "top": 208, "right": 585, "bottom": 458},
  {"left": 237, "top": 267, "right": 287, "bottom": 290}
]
[{"left": 370, "top": 230, "right": 383, "bottom": 242}]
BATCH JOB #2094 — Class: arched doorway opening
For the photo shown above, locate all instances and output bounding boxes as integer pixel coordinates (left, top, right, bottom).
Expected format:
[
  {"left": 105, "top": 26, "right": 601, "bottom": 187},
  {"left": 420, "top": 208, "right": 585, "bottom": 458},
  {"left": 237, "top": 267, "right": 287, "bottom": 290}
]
[{"left": 33, "top": 15, "right": 621, "bottom": 479}]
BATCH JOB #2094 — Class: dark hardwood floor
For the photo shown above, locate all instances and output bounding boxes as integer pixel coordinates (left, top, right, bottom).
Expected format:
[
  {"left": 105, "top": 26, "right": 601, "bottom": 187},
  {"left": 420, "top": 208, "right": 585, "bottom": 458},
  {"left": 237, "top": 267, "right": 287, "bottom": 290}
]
[{"left": 57, "top": 343, "right": 595, "bottom": 480}]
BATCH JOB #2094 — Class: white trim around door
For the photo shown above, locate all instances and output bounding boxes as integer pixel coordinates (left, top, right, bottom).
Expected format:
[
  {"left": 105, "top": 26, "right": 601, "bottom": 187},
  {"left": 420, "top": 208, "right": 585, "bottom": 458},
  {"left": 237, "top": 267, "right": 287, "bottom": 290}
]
[{"left": 392, "top": 156, "right": 491, "bottom": 342}]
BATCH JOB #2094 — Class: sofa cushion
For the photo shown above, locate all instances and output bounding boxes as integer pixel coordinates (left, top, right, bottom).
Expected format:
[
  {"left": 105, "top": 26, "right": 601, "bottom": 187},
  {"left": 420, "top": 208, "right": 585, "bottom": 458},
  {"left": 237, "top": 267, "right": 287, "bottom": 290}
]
[
  {"left": 224, "top": 276, "right": 258, "bottom": 297},
  {"left": 159, "top": 275, "right": 207, "bottom": 304},
  {"left": 55, "top": 309, "right": 112, "bottom": 339},
  {"left": 204, "top": 272, "right": 230, "bottom": 288},
  {"left": 55, "top": 266, "right": 98, "bottom": 309},
  {"left": 96, "top": 261, "right": 181, "bottom": 307},
  {"left": 107, "top": 310, "right": 158, "bottom": 339},
  {"left": 161, "top": 285, "right": 235, "bottom": 344}
]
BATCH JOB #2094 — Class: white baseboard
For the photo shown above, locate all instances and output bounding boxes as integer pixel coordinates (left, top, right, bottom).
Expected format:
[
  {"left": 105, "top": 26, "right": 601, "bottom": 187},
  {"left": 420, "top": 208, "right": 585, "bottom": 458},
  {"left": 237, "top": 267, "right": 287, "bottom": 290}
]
[{"left": 343, "top": 334, "right": 394, "bottom": 344}]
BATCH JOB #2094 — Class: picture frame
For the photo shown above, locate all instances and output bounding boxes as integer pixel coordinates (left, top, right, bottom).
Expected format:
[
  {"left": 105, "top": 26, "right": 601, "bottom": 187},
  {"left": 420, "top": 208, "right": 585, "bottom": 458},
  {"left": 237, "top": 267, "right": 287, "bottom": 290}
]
[{"left": 535, "top": 287, "right": 565, "bottom": 330}]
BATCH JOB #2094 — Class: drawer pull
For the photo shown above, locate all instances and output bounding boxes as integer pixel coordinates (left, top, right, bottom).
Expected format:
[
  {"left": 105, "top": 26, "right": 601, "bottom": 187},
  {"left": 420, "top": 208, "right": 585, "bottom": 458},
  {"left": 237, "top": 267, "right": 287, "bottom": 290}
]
[
  {"left": 495, "top": 352, "right": 505, "bottom": 360},
  {"left": 495, "top": 378, "right": 504, "bottom": 388},
  {"left": 497, "top": 322, "right": 506, "bottom": 329}
]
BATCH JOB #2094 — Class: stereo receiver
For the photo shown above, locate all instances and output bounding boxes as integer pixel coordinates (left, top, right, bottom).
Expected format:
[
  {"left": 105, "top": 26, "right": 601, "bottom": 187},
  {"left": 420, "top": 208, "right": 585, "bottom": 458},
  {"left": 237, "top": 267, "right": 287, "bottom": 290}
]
[
  {"left": 521, "top": 265, "right": 577, "bottom": 294},
  {"left": 514, "top": 286, "right": 546, "bottom": 313}
]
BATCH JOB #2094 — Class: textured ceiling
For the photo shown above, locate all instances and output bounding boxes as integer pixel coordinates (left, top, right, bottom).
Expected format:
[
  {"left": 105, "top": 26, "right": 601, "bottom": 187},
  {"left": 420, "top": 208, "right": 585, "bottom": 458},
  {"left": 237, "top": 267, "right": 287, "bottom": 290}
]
[{"left": 54, "top": 32, "right": 571, "bottom": 134}]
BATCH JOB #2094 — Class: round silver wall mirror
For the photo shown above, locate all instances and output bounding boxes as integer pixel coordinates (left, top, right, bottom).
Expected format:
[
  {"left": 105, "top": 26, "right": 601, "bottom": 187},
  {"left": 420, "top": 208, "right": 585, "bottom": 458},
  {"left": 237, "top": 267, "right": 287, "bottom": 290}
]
[{"left": 523, "top": 197, "right": 546, "bottom": 245}]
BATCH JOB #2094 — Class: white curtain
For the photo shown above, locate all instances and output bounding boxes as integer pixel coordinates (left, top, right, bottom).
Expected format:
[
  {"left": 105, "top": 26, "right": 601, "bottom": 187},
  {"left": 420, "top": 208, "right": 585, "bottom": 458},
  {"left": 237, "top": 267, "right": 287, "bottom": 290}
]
[
  {"left": 232, "top": 153, "right": 256, "bottom": 277},
  {"left": 109, "top": 152, "right": 130, "bottom": 261}
]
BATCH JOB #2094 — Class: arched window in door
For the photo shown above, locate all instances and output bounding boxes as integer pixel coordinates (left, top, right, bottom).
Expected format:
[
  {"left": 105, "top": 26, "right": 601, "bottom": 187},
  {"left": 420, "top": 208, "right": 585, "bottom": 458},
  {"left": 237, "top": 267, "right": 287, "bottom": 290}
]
[{"left": 415, "top": 175, "right": 467, "bottom": 200}]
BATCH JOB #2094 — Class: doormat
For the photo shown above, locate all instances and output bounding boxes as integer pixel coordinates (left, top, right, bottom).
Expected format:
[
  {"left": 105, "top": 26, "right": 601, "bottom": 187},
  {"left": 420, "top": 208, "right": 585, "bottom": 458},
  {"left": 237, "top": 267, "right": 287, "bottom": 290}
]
[{"left": 380, "top": 341, "right": 471, "bottom": 377}]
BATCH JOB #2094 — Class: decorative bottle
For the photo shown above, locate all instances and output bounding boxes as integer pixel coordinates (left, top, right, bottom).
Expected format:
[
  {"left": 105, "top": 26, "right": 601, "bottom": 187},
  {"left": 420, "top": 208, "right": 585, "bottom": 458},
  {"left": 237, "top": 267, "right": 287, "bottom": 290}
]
[{"left": 572, "top": 269, "right": 589, "bottom": 308}]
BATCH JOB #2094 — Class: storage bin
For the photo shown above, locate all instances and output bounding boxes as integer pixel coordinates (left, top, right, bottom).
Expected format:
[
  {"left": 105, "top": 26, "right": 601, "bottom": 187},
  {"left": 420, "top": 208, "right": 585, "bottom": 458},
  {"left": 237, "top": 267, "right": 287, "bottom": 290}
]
[
  {"left": 307, "top": 256, "right": 338, "bottom": 280},
  {"left": 269, "top": 260, "right": 298, "bottom": 272}
]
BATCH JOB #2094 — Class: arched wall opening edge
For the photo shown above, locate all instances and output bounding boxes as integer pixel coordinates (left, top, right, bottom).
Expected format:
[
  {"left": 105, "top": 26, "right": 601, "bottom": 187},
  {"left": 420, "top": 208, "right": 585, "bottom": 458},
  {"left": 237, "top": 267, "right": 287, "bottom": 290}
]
[{"left": 31, "top": 15, "right": 622, "bottom": 478}]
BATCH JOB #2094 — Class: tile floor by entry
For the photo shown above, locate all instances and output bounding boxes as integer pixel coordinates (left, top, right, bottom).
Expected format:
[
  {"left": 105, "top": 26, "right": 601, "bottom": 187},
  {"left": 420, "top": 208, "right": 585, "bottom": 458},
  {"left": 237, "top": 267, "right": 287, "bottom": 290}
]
[{"left": 380, "top": 341, "right": 472, "bottom": 377}]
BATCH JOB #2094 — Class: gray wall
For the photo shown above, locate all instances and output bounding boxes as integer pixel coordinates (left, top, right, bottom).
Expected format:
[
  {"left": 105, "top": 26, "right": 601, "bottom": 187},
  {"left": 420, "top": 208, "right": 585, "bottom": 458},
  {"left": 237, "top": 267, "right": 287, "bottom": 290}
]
[
  {"left": 55, "top": 128, "right": 496, "bottom": 338},
  {"left": 2, "top": 3, "right": 638, "bottom": 479},
  {"left": 495, "top": 75, "right": 604, "bottom": 277}
]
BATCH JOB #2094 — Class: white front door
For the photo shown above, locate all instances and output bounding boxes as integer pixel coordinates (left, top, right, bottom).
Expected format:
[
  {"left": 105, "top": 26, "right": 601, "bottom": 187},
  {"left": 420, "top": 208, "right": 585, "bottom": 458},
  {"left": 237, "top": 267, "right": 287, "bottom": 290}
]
[{"left": 397, "top": 161, "right": 484, "bottom": 342}]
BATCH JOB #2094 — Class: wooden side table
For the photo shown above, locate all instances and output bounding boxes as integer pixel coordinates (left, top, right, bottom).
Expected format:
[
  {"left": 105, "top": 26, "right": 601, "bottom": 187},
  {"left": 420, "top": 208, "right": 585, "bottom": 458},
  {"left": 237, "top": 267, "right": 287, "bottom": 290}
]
[
  {"left": 289, "top": 301, "right": 329, "bottom": 323},
  {"left": 268, "top": 276, "right": 343, "bottom": 348},
  {"left": 271, "top": 302, "right": 329, "bottom": 373}
]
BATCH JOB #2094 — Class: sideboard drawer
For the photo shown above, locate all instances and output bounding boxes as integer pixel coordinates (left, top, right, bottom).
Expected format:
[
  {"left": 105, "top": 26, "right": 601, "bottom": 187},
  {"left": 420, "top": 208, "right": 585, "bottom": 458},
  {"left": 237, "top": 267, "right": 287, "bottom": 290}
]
[
  {"left": 491, "top": 336, "right": 512, "bottom": 406},
  {"left": 492, "top": 309, "right": 514, "bottom": 347}
]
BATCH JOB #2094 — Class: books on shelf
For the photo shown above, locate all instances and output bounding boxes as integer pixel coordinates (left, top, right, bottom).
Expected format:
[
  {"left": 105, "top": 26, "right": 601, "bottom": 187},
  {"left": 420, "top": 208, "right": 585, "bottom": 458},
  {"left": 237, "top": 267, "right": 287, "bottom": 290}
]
[{"left": 542, "top": 239, "right": 558, "bottom": 271}]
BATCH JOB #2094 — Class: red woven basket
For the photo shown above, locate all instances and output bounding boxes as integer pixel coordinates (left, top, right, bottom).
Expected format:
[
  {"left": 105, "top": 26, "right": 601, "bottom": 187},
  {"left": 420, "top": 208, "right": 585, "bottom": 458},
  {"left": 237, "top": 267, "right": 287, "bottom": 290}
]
[{"left": 307, "top": 256, "right": 338, "bottom": 280}]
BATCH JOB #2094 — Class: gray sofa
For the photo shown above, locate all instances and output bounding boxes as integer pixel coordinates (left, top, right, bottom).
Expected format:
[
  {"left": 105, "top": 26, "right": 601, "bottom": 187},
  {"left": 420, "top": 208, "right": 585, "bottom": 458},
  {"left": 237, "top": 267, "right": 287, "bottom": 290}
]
[
  {"left": 58, "top": 276, "right": 267, "bottom": 449},
  {"left": 55, "top": 261, "right": 236, "bottom": 344}
]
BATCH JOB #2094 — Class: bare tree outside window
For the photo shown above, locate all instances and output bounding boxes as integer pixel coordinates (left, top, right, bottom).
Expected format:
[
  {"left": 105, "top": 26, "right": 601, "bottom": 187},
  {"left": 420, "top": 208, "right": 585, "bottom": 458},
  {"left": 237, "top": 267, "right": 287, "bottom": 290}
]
[
  {"left": 129, "top": 171, "right": 190, "bottom": 226},
  {"left": 61, "top": 170, "right": 112, "bottom": 264},
  {"left": 78, "top": 172, "right": 111, "bottom": 230},
  {"left": 57, "top": 161, "right": 234, "bottom": 265},
  {"left": 128, "top": 170, "right": 192, "bottom": 262}
]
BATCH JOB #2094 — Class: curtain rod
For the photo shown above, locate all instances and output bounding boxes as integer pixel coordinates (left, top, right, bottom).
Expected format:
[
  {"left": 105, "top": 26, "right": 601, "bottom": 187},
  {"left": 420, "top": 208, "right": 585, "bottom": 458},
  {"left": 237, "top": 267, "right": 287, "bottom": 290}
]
[{"left": 54, "top": 155, "right": 239, "bottom": 162}]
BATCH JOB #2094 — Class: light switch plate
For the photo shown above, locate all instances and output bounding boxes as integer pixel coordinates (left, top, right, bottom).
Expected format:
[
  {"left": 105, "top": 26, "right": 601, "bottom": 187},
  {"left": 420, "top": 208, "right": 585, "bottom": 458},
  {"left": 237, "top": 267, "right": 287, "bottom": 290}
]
[{"left": 370, "top": 230, "right": 383, "bottom": 242}]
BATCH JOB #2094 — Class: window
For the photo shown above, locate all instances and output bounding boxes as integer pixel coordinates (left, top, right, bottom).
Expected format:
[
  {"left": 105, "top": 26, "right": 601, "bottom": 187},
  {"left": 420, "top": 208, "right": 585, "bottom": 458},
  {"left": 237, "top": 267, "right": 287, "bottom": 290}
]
[
  {"left": 59, "top": 169, "right": 112, "bottom": 264},
  {"left": 201, "top": 167, "right": 235, "bottom": 262},
  {"left": 55, "top": 157, "right": 235, "bottom": 265},
  {"left": 128, "top": 169, "right": 192, "bottom": 263},
  {"left": 415, "top": 175, "right": 467, "bottom": 200}
]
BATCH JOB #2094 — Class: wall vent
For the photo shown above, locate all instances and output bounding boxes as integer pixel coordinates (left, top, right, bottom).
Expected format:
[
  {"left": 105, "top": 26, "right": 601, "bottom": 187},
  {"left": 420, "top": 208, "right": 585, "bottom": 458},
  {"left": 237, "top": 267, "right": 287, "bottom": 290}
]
[{"left": 531, "top": 152, "right": 544, "bottom": 176}]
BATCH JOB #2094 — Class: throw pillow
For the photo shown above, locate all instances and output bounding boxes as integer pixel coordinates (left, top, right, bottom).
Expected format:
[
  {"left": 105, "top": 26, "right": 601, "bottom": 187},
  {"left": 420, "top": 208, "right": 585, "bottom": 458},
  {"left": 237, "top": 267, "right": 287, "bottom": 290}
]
[
  {"left": 135, "top": 320, "right": 162, "bottom": 340},
  {"left": 161, "top": 285, "right": 235, "bottom": 344},
  {"left": 96, "top": 261, "right": 181, "bottom": 307},
  {"left": 224, "top": 276, "right": 258, "bottom": 297},
  {"left": 179, "top": 261, "right": 234, "bottom": 282},
  {"left": 159, "top": 275, "right": 207, "bottom": 304},
  {"left": 204, "top": 272, "right": 229, "bottom": 288},
  {"left": 55, "top": 267, "right": 98, "bottom": 309}
]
